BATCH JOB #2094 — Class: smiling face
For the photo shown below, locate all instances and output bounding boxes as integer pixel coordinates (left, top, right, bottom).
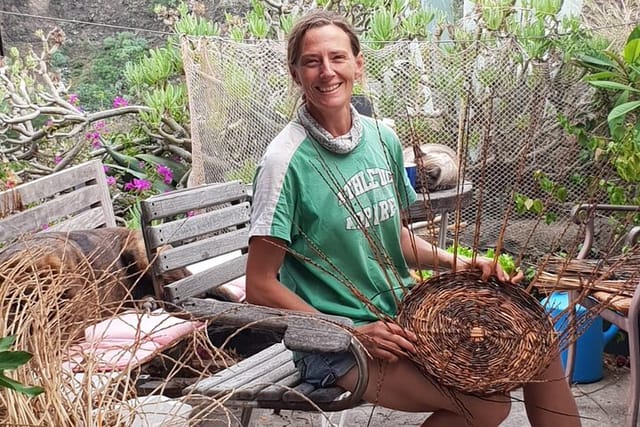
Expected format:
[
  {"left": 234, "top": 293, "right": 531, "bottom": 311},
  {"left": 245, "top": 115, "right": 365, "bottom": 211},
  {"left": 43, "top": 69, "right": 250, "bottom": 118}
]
[{"left": 290, "top": 24, "right": 364, "bottom": 134}]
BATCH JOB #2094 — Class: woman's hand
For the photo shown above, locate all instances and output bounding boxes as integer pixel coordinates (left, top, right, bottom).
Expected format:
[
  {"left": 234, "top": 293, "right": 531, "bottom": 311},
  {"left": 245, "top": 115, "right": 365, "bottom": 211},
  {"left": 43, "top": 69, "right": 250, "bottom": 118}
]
[
  {"left": 354, "top": 321, "right": 417, "bottom": 363},
  {"left": 458, "top": 256, "right": 524, "bottom": 284}
]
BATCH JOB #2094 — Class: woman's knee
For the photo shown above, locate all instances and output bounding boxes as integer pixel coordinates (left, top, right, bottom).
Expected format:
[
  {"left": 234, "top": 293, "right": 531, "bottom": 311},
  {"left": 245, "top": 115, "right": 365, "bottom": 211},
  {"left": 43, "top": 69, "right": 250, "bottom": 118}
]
[{"left": 466, "top": 394, "right": 511, "bottom": 426}]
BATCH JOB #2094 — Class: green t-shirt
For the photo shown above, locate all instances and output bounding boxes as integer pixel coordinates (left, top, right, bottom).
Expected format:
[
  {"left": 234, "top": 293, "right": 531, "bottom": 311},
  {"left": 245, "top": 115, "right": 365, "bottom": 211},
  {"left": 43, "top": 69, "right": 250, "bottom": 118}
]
[{"left": 250, "top": 115, "right": 417, "bottom": 325}]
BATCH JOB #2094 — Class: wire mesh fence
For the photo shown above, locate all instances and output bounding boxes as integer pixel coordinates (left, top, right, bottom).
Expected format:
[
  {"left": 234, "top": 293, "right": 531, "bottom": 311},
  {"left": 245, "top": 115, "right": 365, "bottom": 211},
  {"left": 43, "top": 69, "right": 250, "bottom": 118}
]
[{"left": 182, "top": 35, "right": 597, "bottom": 257}]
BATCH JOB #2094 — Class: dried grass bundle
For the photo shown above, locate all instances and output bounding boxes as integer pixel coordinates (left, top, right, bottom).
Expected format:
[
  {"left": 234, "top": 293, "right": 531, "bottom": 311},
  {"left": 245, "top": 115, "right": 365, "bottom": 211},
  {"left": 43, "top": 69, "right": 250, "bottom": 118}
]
[
  {"left": 397, "top": 271, "right": 557, "bottom": 395},
  {"left": 0, "top": 247, "right": 233, "bottom": 426},
  {"left": 536, "top": 252, "right": 640, "bottom": 298}
]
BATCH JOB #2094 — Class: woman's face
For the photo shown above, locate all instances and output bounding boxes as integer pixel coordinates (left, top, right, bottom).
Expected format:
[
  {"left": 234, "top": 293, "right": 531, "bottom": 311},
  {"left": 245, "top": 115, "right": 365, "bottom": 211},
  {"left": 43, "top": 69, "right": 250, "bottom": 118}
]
[{"left": 291, "top": 24, "right": 363, "bottom": 122}]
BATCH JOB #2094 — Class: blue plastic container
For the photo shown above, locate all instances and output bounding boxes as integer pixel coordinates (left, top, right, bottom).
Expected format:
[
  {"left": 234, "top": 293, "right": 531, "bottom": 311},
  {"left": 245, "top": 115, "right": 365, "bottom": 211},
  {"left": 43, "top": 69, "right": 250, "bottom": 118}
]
[
  {"left": 405, "top": 163, "right": 417, "bottom": 189},
  {"left": 541, "top": 292, "right": 619, "bottom": 383}
]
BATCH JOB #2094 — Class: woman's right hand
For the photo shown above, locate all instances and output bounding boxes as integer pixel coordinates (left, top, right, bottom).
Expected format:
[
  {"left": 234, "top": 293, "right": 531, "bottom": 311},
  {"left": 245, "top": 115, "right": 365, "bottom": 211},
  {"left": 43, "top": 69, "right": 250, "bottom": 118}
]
[{"left": 354, "top": 321, "right": 417, "bottom": 363}]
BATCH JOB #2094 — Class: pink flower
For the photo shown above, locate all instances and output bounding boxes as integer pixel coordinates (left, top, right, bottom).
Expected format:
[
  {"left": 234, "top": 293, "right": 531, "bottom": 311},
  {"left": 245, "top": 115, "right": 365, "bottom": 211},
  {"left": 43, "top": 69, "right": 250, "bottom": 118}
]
[
  {"left": 86, "top": 131, "right": 101, "bottom": 148},
  {"left": 54, "top": 154, "right": 62, "bottom": 164},
  {"left": 106, "top": 176, "right": 116, "bottom": 186},
  {"left": 103, "top": 165, "right": 110, "bottom": 173},
  {"left": 69, "top": 94, "right": 79, "bottom": 106},
  {"left": 186, "top": 210, "right": 195, "bottom": 217},
  {"left": 124, "top": 178, "right": 152, "bottom": 192},
  {"left": 94, "top": 120, "right": 107, "bottom": 131},
  {"left": 41, "top": 223, "right": 49, "bottom": 230},
  {"left": 156, "top": 164, "right": 173, "bottom": 184},
  {"left": 113, "top": 96, "right": 129, "bottom": 108}
]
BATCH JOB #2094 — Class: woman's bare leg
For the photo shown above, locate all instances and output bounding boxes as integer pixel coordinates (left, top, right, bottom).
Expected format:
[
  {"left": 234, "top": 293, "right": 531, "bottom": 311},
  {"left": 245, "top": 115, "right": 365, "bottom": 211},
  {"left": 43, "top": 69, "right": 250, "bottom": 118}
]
[
  {"left": 337, "top": 358, "right": 511, "bottom": 427},
  {"left": 523, "top": 356, "right": 581, "bottom": 427}
]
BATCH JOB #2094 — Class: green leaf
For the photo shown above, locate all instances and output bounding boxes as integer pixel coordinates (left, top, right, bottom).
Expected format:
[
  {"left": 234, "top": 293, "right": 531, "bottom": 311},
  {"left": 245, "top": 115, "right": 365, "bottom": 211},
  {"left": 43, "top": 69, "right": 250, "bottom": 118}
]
[
  {"left": 575, "top": 54, "right": 616, "bottom": 69},
  {"left": 0, "top": 373, "right": 44, "bottom": 397},
  {"left": 608, "top": 100, "right": 640, "bottom": 123},
  {"left": 102, "top": 144, "right": 145, "bottom": 173},
  {"left": 624, "top": 39, "right": 640, "bottom": 65},
  {"left": 135, "top": 154, "right": 189, "bottom": 182},
  {"left": 0, "top": 351, "right": 32, "bottom": 370},
  {"left": 584, "top": 71, "right": 618, "bottom": 81},
  {"left": 627, "top": 25, "right": 640, "bottom": 44},
  {"left": 588, "top": 80, "right": 640, "bottom": 93},
  {"left": 0, "top": 336, "right": 16, "bottom": 352},
  {"left": 104, "top": 163, "right": 147, "bottom": 180}
]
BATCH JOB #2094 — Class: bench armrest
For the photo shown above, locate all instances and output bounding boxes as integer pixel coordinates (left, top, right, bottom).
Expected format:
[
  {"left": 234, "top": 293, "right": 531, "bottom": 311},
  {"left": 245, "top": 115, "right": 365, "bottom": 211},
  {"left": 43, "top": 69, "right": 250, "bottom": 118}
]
[
  {"left": 180, "top": 297, "right": 370, "bottom": 406},
  {"left": 180, "top": 297, "right": 353, "bottom": 352}
]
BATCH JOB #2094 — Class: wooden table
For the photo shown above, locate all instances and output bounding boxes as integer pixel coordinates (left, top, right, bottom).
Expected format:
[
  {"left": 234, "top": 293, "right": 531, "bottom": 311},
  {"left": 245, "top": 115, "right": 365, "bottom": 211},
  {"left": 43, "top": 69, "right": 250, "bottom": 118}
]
[{"left": 408, "top": 181, "right": 474, "bottom": 248}]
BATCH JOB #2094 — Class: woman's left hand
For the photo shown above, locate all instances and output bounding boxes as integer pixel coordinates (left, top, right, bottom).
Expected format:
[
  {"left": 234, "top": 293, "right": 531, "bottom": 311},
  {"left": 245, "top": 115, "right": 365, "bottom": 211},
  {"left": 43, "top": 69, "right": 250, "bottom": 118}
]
[{"left": 460, "top": 256, "right": 524, "bottom": 284}]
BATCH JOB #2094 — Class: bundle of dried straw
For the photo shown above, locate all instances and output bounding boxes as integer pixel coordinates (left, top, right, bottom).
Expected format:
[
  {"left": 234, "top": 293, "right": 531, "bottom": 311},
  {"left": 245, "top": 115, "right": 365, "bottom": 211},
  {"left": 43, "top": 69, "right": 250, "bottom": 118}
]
[{"left": 397, "top": 271, "right": 557, "bottom": 395}]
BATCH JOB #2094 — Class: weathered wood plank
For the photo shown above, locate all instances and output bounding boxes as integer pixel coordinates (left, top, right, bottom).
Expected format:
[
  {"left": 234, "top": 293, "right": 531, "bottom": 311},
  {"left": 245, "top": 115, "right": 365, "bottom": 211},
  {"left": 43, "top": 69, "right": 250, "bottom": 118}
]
[
  {"left": 185, "top": 343, "right": 289, "bottom": 394},
  {"left": 180, "top": 298, "right": 353, "bottom": 353},
  {"left": 165, "top": 255, "right": 247, "bottom": 301},
  {"left": 251, "top": 371, "right": 301, "bottom": 401},
  {"left": 204, "top": 351, "right": 293, "bottom": 394},
  {"left": 144, "top": 202, "right": 250, "bottom": 248},
  {"left": 140, "top": 181, "right": 247, "bottom": 221},
  {"left": 230, "top": 360, "right": 298, "bottom": 400},
  {"left": 0, "top": 160, "right": 115, "bottom": 245},
  {"left": 154, "top": 228, "right": 249, "bottom": 273},
  {"left": 283, "top": 385, "right": 348, "bottom": 403},
  {"left": 46, "top": 207, "right": 110, "bottom": 232}
]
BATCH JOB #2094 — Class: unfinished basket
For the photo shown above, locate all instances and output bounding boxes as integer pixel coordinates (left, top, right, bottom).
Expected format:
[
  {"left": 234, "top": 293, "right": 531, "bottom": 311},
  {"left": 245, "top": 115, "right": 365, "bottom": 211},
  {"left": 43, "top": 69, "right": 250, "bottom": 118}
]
[{"left": 397, "top": 271, "right": 557, "bottom": 395}]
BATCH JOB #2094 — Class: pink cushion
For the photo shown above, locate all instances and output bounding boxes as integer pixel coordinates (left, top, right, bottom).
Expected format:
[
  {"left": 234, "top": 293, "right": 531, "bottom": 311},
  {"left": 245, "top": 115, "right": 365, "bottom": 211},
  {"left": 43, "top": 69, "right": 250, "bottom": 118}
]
[{"left": 64, "top": 310, "right": 203, "bottom": 373}]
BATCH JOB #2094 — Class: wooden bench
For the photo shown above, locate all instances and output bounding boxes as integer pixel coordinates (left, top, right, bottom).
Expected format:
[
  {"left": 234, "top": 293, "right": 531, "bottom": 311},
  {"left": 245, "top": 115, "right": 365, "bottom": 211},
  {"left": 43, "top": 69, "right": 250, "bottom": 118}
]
[
  {"left": 139, "top": 181, "right": 369, "bottom": 426},
  {"left": 0, "top": 159, "right": 115, "bottom": 245}
]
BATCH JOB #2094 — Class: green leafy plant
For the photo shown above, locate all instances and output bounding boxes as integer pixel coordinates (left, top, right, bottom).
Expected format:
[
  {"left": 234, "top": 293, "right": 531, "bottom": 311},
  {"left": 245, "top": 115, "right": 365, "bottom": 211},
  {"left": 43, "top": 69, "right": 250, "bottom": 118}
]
[
  {"left": 570, "top": 25, "right": 640, "bottom": 207},
  {"left": 447, "top": 245, "right": 519, "bottom": 276},
  {"left": 0, "top": 336, "right": 44, "bottom": 397}
]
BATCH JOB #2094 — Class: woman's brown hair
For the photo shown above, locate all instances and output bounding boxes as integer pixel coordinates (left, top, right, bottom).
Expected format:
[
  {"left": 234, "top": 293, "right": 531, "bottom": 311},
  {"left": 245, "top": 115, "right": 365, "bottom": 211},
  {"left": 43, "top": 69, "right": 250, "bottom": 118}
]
[{"left": 286, "top": 9, "right": 361, "bottom": 72}]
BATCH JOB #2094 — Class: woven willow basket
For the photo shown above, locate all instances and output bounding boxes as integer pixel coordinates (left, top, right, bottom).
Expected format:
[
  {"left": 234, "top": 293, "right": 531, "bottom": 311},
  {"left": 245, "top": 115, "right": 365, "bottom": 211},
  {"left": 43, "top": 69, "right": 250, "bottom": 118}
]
[{"left": 397, "top": 271, "right": 557, "bottom": 395}]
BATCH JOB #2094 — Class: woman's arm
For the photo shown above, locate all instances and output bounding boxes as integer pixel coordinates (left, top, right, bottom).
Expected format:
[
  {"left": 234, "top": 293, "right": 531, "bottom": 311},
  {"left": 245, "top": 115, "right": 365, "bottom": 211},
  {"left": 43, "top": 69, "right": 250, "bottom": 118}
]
[{"left": 245, "top": 235, "right": 319, "bottom": 313}]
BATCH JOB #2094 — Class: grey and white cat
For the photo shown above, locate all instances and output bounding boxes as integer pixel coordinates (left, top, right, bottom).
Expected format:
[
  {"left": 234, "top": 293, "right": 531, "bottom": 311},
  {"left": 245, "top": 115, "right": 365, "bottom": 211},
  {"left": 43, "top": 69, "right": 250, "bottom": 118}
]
[{"left": 403, "top": 144, "right": 459, "bottom": 191}]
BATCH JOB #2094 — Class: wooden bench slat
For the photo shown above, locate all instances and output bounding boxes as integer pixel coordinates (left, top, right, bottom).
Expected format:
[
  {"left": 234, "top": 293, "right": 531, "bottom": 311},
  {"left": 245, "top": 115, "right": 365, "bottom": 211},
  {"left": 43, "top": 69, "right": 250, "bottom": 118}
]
[
  {"left": 140, "top": 181, "right": 247, "bottom": 220},
  {"left": 227, "top": 359, "right": 297, "bottom": 400},
  {"left": 165, "top": 255, "right": 247, "bottom": 302},
  {"left": 252, "top": 371, "right": 301, "bottom": 401},
  {"left": 145, "top": 202, "right": 250, "bottom": 249},
  {"left": 186, "top": 343, "right": 289, "bottom": 394},
  {"left": 204, "top": 348, "right": 294, "bottom": 393},
  {"left": 154, "top": 228, "right": 249, "bottom": 273},
  {"left": 0, "top": 160, "right": 115, "bottom": 245},
  {"left": 46, "top": 206, "right": 111, "bottom": 232},
  {"left": 284, "top": 386, "right": 348, "bottom": 404}
]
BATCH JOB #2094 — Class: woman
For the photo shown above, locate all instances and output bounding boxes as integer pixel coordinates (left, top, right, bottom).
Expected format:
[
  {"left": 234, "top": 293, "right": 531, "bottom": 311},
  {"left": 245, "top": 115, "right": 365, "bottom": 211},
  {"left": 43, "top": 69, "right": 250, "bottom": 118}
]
[{"left": 246, "top": 9, "right": 580, "bottom": 427}]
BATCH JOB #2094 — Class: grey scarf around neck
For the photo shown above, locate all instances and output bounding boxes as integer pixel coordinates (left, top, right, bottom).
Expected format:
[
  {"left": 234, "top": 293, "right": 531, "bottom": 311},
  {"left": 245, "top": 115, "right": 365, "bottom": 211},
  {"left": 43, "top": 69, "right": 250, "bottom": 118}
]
[{"left": 296, "top": 104, "right": 363, "bottom": 154}]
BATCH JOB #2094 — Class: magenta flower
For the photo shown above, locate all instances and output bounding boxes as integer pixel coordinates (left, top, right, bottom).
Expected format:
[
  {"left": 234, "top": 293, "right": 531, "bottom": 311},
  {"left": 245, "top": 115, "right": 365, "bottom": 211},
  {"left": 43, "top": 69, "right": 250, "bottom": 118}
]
[
  {"left": 156, "top": 164, "right": 173, "bottom": 184},
  {"left": 103, "top": 165, "right": 110, "bottom": 173},
  {"left": 69, "top": 94, "right": 79, "bottom": 106},
  {"left": 41, "top": 223, "right": 50, "bottom": 230},
  {"left": 124, "top": 178, "right": 152, "bottom": 192},
  {"left": 113, "top": 96, "right": 129, "bottom": 108},
  {"left": 86, "top": 131, "right": 102, "bottom": 148},
  {"left": 106, "top": 176, "right": 116, "bottom": 186},
  {"left": 54, "top": 154, "right": 62, "bottom": 164},
  {"left": 94, "top": 120, "right": 107, "bottom": 131}
]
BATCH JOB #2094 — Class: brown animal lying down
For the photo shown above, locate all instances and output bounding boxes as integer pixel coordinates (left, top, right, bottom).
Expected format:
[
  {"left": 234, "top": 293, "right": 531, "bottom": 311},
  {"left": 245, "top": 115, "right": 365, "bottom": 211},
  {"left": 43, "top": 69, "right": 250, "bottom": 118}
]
[{"left": 0, "top": 228, "right": 189, "bottom": 309}]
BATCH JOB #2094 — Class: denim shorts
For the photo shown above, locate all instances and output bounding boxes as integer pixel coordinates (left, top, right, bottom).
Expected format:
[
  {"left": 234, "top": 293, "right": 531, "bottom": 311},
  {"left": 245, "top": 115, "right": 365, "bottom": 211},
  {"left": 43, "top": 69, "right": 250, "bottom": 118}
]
[{"left": 294, "top": 351, "right": 357, "bottom": 387}]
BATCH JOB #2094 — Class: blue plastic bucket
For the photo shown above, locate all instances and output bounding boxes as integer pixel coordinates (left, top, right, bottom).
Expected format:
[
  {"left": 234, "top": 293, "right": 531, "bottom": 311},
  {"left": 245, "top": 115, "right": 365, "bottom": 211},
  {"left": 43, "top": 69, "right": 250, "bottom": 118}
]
[
  {"left": 540, "top": 291, "right": 618, "bottom": 383},
  {"left": 405, "top": 163, "right": 417, "bottom": 189}
]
